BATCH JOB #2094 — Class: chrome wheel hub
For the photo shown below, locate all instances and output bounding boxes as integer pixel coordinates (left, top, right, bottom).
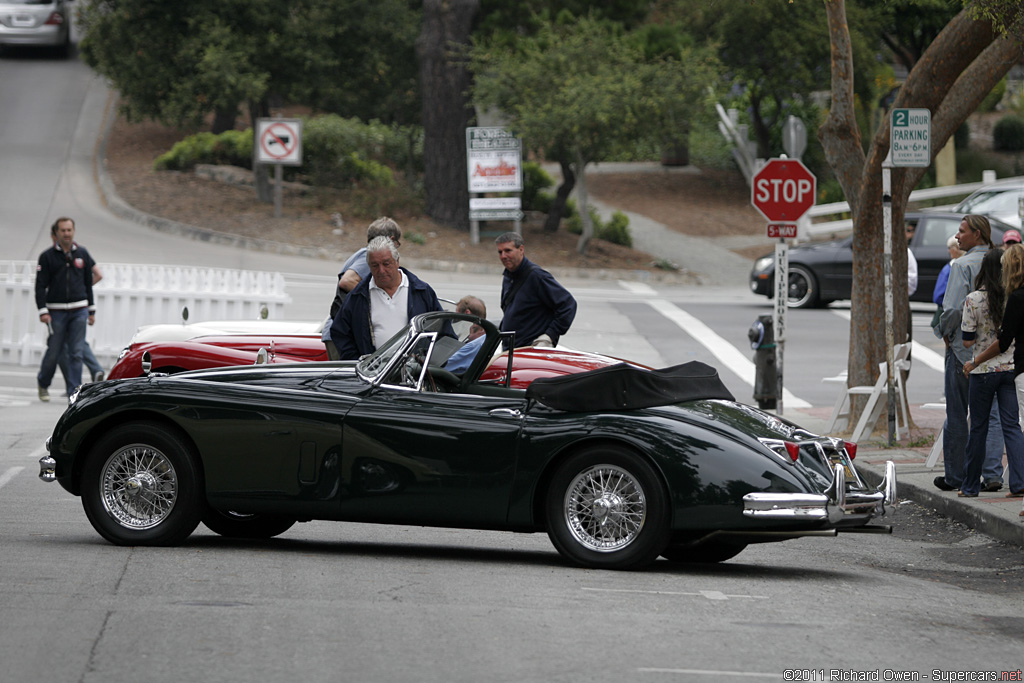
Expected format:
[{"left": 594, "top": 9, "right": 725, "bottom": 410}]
[
  {"left": 563, "top": 465, "right": 646, "bottom": 552},
  {"left": 101, "top": 444, "right": 178, "bottom": 530}
]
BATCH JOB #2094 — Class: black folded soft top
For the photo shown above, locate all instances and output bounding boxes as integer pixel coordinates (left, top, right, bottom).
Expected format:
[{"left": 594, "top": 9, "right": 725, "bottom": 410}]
[{"left": 525, "top": 360, "right": 735, "bottom": 412}]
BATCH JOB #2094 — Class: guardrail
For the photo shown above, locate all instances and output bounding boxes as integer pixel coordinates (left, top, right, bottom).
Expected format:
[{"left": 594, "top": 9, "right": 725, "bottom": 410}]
[
  {"left": 0, "top": 262, "right": 291, "bottom": 367},
  {"left": 804, "top": 171, "right": 1023, "bottom": 239}
]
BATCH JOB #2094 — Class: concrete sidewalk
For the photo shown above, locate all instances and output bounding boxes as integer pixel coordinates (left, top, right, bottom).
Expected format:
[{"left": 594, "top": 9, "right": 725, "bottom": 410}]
[{"left": 786, "top": 404, "right": 1024, "bottom": 548}]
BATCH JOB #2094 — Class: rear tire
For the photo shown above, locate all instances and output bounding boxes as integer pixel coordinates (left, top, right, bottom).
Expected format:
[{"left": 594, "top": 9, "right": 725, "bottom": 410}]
[
  {"left": 81, "top": 422, "right": 203, "bottom": 546},
  {"left": 786, "top": 264, "right": 820, "bottom": 309},
  {"left": 201, "top": 510, "right": 295, "bottom": 539},
  {"left": 661, "top": 541, "right": 747, "bottom": 564},
  {"left": 545, "top": 446, "right": 670, "bottom": 570}
]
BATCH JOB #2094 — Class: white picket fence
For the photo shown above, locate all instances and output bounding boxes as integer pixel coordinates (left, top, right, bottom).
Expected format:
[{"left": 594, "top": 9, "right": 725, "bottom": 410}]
[{"left": 0, "top": 261, "right": 291, "bottom": 366}]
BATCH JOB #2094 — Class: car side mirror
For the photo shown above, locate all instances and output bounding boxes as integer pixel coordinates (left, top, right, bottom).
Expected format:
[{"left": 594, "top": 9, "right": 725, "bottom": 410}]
[{"left": 255, "top": 348, "right": 269, "bottom": 365}]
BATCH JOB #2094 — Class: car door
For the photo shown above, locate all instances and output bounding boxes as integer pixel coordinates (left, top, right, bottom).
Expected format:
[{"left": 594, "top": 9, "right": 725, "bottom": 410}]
[
  {"left": 910, "top": 215, "right": 961, "bottom": 302},
  {"left": 340, "top": 388, "right": 527, "bottom": 528}
]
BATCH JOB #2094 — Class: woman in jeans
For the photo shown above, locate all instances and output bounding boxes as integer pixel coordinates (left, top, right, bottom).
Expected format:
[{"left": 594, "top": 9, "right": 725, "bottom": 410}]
[{"left": 961, "top": 245, "right": 1024, "bottom": 500}]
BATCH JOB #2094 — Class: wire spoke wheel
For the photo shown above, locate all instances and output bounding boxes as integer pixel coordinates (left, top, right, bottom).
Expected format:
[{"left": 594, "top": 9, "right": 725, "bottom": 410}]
[
  {"left": 82, "top": 422, "right": 202, "bottom": 546},
  {"left": 101, "top": 444, "right": 178, "bottom": 530},
  {"left": 546, "top": 448, "right": 670, "bottom": 570},
  {"left": 564, "top": 465, "right": 646, "bottom": 552}
]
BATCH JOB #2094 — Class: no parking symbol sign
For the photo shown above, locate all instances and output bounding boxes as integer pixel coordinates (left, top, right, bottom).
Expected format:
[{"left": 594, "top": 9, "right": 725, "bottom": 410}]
[{"left": 256, "top": 119, "right": 303, "bottom": 165}]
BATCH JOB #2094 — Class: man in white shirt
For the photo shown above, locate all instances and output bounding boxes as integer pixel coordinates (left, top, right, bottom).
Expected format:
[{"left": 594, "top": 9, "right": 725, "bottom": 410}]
[{"left": 330, "top": 236, "right": 445, "bottom": 359}]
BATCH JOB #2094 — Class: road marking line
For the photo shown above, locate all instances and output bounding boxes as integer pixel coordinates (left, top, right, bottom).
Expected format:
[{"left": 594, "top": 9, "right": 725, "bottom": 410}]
[
  {"left": 0, "top": 466, "right": 25, "bottom": 490},
  {"left": 647, "top": 299, "right": 810, "bottom": 408},
  {"left": 638, "top": 668, "right": 779, "bottom": 678},
  {"left": 830, "top": 309, "right": 944, "bottom": 372},
  {"left": 618, "top": 281, "right": 657, "bottom": 295},
  {"left": 582, "top": 587, "right": 768, "bottom": 600}
]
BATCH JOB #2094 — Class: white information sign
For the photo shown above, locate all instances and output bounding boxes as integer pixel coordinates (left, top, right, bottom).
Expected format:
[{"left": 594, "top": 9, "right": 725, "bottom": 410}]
[
  {"left": 466, "top": 127, "right": 523, "bottom": 193},
  {"left": 890, "top": 108, "right": 930, "bottom": 167}
]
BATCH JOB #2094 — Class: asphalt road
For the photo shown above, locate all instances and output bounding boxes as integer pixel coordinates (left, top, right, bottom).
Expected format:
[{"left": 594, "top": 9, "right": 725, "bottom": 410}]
[{"left": 3, "top": 43, "right": 1022, "bottom": 683}]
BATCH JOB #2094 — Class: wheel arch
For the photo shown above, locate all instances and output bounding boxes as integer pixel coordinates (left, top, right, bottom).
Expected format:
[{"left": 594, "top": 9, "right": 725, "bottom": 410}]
[{"left": 67, "top": 411, "right": 206, "bottom": 497}]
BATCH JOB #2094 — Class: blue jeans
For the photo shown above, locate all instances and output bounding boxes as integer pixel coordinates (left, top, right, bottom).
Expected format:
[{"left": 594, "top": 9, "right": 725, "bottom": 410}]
[
  {"left": 942, "top": 347, "right": 969, "bottom": 489},
  {"left": 37, "top": 308, "right": 88, "bottom": 395},
  {"left": 59, "top": 341, "right": 102, "bottom": 383},
  {"left": 961, "top": 371, "right": 1024, "bottom": 495},
  {"left": 982, "top": 402, "right": 1005, "bottom": 484}
]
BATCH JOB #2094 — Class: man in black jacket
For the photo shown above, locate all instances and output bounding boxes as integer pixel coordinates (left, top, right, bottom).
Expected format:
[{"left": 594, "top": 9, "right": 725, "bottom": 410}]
[
  {"left": 35, "top": 217, "right": 96, "bottom": 402},
  {"left": 495, "top": 231, "right": 577, "bottom": 349}
]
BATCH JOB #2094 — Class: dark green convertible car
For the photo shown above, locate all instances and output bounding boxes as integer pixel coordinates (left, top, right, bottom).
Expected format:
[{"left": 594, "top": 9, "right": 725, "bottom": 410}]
[{"left": 40, "top": 312, "right": 896, "bottom": 570}]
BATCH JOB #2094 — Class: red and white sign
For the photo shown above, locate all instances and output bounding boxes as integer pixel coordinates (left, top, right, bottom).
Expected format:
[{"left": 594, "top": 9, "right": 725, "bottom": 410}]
[
  {"left": 256, "top": 119, "right": 303, "bottom": 165},
  {"left": 767, "top": 223, "right": 798, "bottom": 239},
  {"left": 751, "top": 158, "right": 816, "bottom": 222}
]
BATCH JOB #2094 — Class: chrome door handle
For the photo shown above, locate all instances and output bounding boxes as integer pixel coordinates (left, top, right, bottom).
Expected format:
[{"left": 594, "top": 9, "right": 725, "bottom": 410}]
[{"left": 489, "top": 408, "right": 522, "bottom": 418}]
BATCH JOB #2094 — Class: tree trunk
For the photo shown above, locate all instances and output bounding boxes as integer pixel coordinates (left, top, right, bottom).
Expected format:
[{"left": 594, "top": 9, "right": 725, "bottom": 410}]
[
  {"left": 416, "top": 0, "right": 479, "bottom": 230},
  {"left": 211, "top": 105, "right": 238, "bottom": 135},
  {"left": 820, "top": 0, "right": 1021, "bottom": 421},
  {"left": 248, "top": 100, "right": 272, "bottom": 203},
  {"left": 574, "top": 149, "right": 593, "bottom": 255},
  {"left": 544, "top": 158, "right": 575, "bottom": 233}
]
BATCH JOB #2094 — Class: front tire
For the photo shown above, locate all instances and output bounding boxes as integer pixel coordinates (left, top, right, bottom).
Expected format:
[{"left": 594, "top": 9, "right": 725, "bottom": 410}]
[
  {"left": 81, "top": 422, "right": 203, "bottom": 546},
  {"left": 201, "top": 510, "right": 296, "bottom": 539},
  {"left": 545, "top": 447, "right": 670, "bottom": 570}
]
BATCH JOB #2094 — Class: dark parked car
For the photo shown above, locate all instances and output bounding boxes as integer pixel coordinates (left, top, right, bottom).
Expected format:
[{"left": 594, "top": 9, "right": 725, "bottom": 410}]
[
  {"left": 749, "top": 212, "right": 1012, "bottom": 308},
  {"left": 40, "top": 312, "right": 896, "bottom": 570}
]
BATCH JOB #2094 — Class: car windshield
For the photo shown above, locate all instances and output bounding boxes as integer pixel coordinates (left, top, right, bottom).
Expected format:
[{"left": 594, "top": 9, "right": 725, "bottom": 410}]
[
  {"left": 957, "top": 189, "right": 1022, "bottom": 215},
  {"left": 356, "top": 328, "right": 412, "bottom": 381}
]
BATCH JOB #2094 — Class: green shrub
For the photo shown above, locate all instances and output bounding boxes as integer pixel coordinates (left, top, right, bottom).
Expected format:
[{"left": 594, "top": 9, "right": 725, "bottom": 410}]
[
  {"left": 299, "top": 114, "right": 422, "bottom": 189},
  {"left": 153, "top": 129, "right": 253, "bottom": 171},
  {"left": 521, "top": 161, "right": 554, "bottom": 210},
  {"left": 566, "top": 204, "right": 632, "bottom": 247},
  {"left": 603, "top": 210, "right": 632, "bottom": 247},
  {"left": 993, "top": 114, "right": 1024, "bottom": 152}
]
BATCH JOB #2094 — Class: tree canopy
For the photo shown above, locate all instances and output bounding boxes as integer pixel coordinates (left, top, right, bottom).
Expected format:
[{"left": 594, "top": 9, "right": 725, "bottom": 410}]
[
  {"left": 78, "top": 0, "right": 421, "bottom": 131},
  {"left": 470, "top": 15, "right": 720, "bottom": 251}
]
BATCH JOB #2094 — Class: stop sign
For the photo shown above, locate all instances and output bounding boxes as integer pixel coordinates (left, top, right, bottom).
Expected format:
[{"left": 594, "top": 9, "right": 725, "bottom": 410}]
[{"left": 751, "top": 158, "right": 817, "bottom": 222}]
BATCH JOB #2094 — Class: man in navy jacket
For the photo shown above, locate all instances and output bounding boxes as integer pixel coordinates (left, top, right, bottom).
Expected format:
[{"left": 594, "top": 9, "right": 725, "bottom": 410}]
[
  {"left": 331, "top": 236, "right": 446, "bottom": 360},
  {"left": 495, "top": 231, "right": 577, "bottom": 349},
  {"left": 35, "top": 216, "right": 96, "bottom": 401}
]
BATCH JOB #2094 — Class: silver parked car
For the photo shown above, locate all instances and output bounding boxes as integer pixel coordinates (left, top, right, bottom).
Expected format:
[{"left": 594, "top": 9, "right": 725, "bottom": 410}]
[
  {"left": 955, "top": 178, "right": 1024, "bottom": 230},
  {"left": 0, "top": 0, "right": 71, "bottom": 56}
]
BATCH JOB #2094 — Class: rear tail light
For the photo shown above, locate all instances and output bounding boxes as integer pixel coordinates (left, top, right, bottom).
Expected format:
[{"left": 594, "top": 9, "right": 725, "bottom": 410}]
[
  {"left": 44, "top": 12, "right": 64, "bottom": 25},
  {"left": 844, "top": 441, "right": 857, "bottom": 460},
  {"left": 785, "top": 441, "right": 800, "bottom": 462}
]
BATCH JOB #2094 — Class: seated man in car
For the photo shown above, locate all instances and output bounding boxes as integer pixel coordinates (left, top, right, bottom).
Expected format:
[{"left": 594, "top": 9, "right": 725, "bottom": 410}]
[{"left": 446, "top": 295, "right": 487, "bottom": 374}]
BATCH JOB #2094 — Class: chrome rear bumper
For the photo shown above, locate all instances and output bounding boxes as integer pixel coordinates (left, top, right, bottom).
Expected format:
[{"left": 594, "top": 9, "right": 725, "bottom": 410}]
[
  {"left": 39, "top": 437, "right": 56, "bottom": 483},
  {"left": 742, "top": 461, "right": 897, "bottom": 523}
]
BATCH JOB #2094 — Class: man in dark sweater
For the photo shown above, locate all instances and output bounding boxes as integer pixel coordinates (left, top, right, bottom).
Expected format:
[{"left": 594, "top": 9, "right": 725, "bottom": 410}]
[
  {"left": 495, "top": 232, "right": 577, "bottom": 349},
  {"left": 35, "top": 217, "right": 96, "bottom": 402}
]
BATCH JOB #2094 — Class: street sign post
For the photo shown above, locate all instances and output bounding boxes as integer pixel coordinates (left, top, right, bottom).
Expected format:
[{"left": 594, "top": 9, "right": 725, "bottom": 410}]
[
  {"left": 880, "top": 107, "right": 931, "bottom": 444},
  {"left": 256, "top": 118, "right": 303, "bottom": 219},
  {"left": 466, "top": 127, "right": 523, "bottom": 244},
  {"left": 751, "top": 158, "right": 817, "bottom": 416}
]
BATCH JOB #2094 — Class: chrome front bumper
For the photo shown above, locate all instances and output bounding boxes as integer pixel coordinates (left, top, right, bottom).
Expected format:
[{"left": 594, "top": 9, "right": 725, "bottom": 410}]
[
  {"left": 742, "top": 461, "right": 897, "bottom": 523},
  {"left": 39, "top": 437, "right": 56, "bottom": 483}
]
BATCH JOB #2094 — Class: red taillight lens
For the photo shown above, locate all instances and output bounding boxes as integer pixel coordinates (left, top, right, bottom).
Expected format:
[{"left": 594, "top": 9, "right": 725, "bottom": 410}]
[
  {"left": 44, "top": 12, "right": 64, "bottom": 25},
  {"left": 844, "top": 441, "right": 857, "bottom": 459},
  {"left": 785, "top": 442, "right": 800, "bottom": 462}
]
